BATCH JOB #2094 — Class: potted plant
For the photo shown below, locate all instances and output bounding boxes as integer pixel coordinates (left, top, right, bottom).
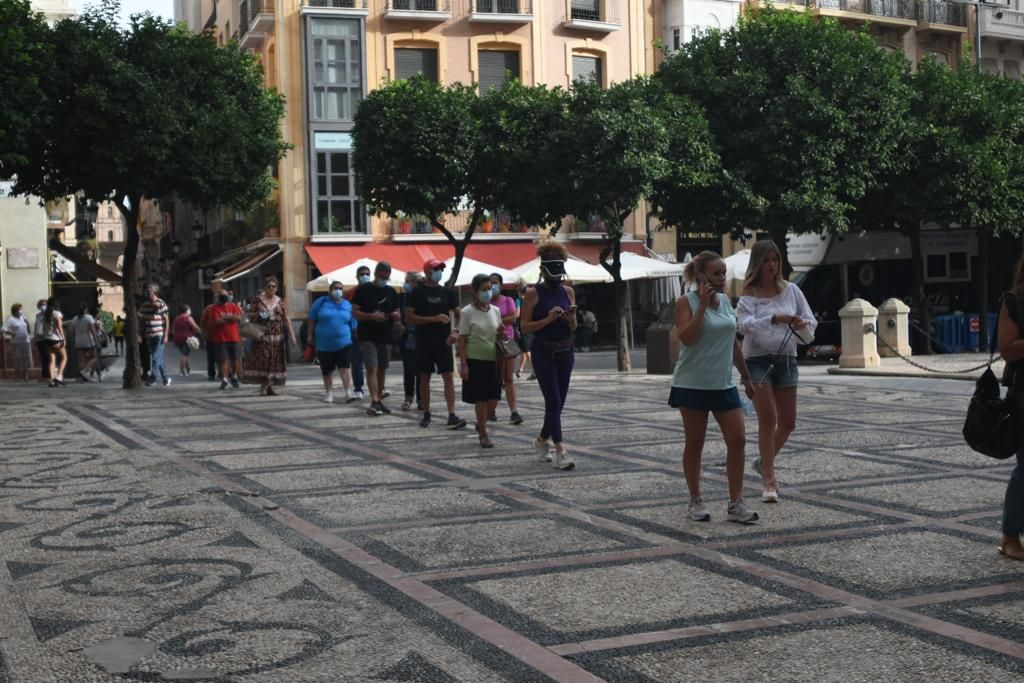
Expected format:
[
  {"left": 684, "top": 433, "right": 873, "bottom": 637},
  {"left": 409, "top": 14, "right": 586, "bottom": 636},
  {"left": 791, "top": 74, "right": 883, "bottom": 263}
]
[
  {"left": 481, "top": 210, "right": 493, "bottom": 233},
  {"left": 396, "top": 211, "right": 412, "bottom": 234}
]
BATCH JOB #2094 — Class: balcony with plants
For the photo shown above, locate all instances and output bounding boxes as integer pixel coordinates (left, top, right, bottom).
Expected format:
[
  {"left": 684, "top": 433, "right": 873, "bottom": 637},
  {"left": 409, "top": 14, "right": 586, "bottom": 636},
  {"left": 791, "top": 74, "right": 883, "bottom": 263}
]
[{"left": 387, "top": 209, "right": 544, "bottom": 240}]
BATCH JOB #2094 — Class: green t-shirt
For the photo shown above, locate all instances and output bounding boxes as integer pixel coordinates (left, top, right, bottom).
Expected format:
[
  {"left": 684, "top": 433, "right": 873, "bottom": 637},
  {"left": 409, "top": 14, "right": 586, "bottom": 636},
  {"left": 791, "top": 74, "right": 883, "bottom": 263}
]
[{"left": 459, "top": 303, "right": 500, "bottom": 362}]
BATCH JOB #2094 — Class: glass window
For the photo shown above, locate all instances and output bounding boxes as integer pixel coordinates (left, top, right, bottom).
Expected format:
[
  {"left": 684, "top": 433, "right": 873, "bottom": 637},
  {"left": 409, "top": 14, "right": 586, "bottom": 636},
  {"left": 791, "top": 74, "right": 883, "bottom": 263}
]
[
  {"left": 1004, "top": 61, "right": 1020, "bottom": 80},
  {"left": 308, "top": 17, "right": 362, "bottom": 122},
  {"left": 926, "top": 254, "right": 947, "bottom": 279},
  {"left": 571, "top": 0, "right": 600, "bottom": 21},
  {"left": 672, "top": 28, "right": 680, "bottom": 51},
  {"left": 312, "top": 134, "right": 365, "bottom": 235}
]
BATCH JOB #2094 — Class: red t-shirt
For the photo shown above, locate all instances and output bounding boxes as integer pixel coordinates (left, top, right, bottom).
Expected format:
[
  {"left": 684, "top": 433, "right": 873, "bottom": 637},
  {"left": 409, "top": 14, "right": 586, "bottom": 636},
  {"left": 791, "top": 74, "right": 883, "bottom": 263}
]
[{"left": 209, "top": 303, "right": 242, "bottom": 343}]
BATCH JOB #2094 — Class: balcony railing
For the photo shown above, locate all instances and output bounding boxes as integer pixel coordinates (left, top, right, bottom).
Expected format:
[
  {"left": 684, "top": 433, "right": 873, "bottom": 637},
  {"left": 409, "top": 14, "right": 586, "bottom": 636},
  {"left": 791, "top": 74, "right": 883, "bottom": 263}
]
[
  {"left": 304, "top": 0, "right": 367, "bottom": 7},
  {"left": 564, "top": 0, "right": 621, "bottom": 30},
  {"left": 390, "top": 210, "right": 540, "bottom": 236},
  {"left": 813, "top": 0, "right": 915, "bottom": 19},
  {"left": 474, "top": 0, "right": 532, "bottom": 14},
  {"left": 389, "top": 0, "right": 443, "bottom": 10},
  {"left": 981, "top": 6, "right": 1024, "bottom": 40},
  {"left": 919, "top": 0, "right": 968, "bottom": 26}
]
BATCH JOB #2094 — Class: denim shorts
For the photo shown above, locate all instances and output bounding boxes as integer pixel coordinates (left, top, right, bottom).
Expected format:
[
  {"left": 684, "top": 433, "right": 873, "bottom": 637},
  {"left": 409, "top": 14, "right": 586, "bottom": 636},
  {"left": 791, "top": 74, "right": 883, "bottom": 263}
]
[
  {"left": 746, "top": 355, "right": 799, "bottom": 388},
  {"left": 668, "top": 386, "right": 742, "bottom": 412}
]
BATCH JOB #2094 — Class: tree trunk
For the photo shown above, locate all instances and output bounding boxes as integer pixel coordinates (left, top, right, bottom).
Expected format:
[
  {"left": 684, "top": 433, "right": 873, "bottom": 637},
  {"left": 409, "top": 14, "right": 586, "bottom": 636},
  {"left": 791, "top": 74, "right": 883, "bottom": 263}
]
[
  {"left": 907, "top": 223, "right": 932, "bottom": 355},
  {"left": 119, "top": 196, "right": 143, "bottom": 389},
  {"left": 437, "top": 206, "right": 481, "bottom": 289},
  {"left": 614, "top": 278, "right": 630, "bottom": 372},
  {"left": 978, "top": 229, "right": 990, "bottom": 352},
  {"left": 599, "top": 234, "right": 631, "bottom": 372}
]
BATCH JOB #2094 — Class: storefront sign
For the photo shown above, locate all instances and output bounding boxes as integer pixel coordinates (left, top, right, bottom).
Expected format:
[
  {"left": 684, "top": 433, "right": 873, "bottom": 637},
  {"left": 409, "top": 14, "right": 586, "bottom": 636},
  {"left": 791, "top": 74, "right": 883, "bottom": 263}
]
[{"left": 314, "top": 132, "right": 353, "bottom": 150}]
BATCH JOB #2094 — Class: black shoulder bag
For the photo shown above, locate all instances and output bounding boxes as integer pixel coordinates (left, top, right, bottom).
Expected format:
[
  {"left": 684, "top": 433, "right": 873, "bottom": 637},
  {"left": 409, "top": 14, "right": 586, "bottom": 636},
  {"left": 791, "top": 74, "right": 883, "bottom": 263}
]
[{"left": 963, "top": 292, "right": 1021, "bottom": 460}]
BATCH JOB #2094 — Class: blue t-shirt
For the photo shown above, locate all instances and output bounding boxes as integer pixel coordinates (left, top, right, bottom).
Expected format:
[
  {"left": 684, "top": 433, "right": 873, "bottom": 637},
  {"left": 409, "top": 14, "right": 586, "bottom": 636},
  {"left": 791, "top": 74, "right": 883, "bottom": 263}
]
[
  {"left": 309, "top": 296, "right": 356, "bottom": 352},
  {"left": 672, "top": 292, "right": 737, "bottom": 391}
]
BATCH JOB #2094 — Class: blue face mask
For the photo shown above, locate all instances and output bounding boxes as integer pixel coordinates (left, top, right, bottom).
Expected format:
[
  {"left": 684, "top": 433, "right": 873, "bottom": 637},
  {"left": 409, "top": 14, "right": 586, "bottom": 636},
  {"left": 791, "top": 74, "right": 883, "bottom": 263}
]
[
  {"left": 403, "top": 283, "right": 413, "bottom": 293},
  {"left": 375, "top": 277, "right": 389, "bottom": 287},
  {"left": 226, "top": 295, "right": 234, "bottom": 303},
  {"left": 491, "top": 284, "right": 500, "bottom": 297},
  {"left": 479, "top": 290, "right": 493, "bottom": 303},
  {"left": 431, "top": 270, "right": 443, "bottom": 283},
  {"left": 358, "top": 275, "right": 371, "bottom": 285},
  {"left": 330, "top": 289, "right": 344, "bottom": 301}
]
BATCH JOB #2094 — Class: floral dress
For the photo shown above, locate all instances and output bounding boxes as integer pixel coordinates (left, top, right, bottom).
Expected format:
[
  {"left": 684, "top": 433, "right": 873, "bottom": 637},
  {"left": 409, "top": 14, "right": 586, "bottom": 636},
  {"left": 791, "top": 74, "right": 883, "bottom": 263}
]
[{"left": 241, "top": 295, "right": 288, "bottom": 386}]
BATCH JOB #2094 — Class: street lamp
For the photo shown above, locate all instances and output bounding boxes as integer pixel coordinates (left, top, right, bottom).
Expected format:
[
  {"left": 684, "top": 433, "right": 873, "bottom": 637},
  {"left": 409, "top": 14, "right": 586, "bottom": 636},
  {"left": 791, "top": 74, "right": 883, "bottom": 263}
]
[{"left": 191, "top": 220, "right": 204, "bottom": 241}]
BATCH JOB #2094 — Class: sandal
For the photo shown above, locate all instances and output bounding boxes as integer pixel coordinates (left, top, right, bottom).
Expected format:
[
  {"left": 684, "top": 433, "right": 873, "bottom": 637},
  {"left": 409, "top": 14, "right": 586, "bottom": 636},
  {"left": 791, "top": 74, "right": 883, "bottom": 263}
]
[
  {"left": 998, "top": 539, "right": 1024, "bottom": 561},
  {"left": 478, "top": 435, "right": 494, "bottom": 449}
]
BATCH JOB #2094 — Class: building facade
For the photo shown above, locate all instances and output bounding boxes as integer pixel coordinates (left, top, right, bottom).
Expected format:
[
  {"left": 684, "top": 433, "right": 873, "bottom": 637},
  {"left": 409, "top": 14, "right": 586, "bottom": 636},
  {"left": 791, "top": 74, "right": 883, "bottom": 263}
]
[{"left": 178, "top": 0, "right": 660, "bottom": 316}]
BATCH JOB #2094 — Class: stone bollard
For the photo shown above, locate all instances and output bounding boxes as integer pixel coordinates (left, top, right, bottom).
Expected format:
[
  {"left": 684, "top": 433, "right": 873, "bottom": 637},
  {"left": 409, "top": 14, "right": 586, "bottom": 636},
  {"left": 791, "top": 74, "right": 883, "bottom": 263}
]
[
  {"left": 877, "top": 298, "right": 911, "bottom": 358},
  {"left": 838, "top": 299, "right": 880, "bottom": 368}
]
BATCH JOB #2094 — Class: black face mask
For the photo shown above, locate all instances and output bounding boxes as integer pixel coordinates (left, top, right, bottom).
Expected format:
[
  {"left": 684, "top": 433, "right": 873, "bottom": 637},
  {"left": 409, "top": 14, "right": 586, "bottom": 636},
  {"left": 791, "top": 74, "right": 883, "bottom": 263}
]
[{"left": 218, "top": 295, "right": 229, "bottom": 304}]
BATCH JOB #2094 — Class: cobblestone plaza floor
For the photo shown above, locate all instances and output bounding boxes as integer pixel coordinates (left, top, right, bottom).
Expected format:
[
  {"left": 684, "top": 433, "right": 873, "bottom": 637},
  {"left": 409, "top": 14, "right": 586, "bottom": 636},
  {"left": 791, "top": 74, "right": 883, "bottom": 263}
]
[{"left": 1, "top": 363, "right": 1023, "bottom": 681}]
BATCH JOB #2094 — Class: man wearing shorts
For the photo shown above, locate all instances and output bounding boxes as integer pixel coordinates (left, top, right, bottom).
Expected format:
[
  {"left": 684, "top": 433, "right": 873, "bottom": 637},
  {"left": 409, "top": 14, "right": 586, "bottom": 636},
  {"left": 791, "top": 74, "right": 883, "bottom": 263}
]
[
  {"left": 406, "top": 259, "right": 466, "bottom": 430},
  {"left": 210, "top": 289, "right": 242, "bottom": 389},
  {"left": 353, "top": 261, "right": 401, "bottom": 416}
]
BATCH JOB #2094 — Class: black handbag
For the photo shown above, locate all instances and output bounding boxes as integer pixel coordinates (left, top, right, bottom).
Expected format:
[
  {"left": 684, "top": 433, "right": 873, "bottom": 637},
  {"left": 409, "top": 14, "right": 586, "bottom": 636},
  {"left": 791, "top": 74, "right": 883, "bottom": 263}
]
[{"left": 963, "top": 366, "right": 1021, "bottom": 460}]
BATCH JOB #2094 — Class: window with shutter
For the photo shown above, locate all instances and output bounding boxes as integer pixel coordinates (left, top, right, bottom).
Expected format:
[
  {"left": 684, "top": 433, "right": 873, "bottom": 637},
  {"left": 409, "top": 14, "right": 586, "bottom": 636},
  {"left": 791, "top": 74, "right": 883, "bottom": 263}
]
[
  {"left": 572, "top": 54, "right": 601, "bottom": 85},
  {"left": 395, "top": 48, "right": 438, "bottom": 81},
  {"left": 571, "top": 0, "right": 600, "bottom": 21},
  {"left": 478, "top": 50, "right": 520, "bottom": 94}
]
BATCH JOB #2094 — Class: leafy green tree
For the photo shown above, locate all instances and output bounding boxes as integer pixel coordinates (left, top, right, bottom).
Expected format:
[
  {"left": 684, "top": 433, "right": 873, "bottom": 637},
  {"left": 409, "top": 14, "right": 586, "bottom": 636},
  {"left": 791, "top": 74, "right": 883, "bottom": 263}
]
[
  {"left": 656, "top": 7, "right": 912, "bottom": 274},
  {"left": 859, "top": 57, "right": 1024, "bottom": 351},
  {"left": 558, "top": 78, "right": 716, "bottom": 371},
  {"left": 5, "top": 4, "right": 288, "bottom": 388},
  {"left": 353, "top": 77, "right": 483, "bottom": 287},
  {"left": 0, "top": 0, "right": 53, "bottom": 176}
]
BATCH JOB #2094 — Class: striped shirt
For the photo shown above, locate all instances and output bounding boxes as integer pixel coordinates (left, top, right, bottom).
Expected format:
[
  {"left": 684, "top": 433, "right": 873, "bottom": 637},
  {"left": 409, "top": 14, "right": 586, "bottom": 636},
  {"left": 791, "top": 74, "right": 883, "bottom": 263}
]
[{"left": 139, "top": 298, "right": 169, "bottom": 338}]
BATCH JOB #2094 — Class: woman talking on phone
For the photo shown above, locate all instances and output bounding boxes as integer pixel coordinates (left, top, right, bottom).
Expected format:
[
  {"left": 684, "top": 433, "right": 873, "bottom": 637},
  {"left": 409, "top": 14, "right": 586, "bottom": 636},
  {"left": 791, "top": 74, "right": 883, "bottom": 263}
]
[
  {"left": 671, "top": 251, "right": 758, "bottom": 523},
  {"left": 737, "top": 240, "right": 816, "bottom": 503},
  {"left": 521, "top": 242, "right": 577, "bottom": 471}
]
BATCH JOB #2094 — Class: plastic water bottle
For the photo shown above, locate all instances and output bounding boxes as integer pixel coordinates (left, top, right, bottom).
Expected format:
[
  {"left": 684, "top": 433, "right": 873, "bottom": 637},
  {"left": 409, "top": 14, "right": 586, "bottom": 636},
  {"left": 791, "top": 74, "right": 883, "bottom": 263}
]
[{"left": 740, "top": 394, "right": 755, "bottom": 417}]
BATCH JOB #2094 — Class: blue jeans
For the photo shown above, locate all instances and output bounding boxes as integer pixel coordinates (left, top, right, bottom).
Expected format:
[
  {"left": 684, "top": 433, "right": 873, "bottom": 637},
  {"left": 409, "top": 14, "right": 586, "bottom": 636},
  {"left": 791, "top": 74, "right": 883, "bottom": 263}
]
[
  {"left": 147, "top": 336, "right": 167, "bottom": 382},
  {"left": 531, "top": 342, "right": 574, "bottom": 444},
  {"left": 1003, "top": 450, "right": 1024, "bottom": 537}
]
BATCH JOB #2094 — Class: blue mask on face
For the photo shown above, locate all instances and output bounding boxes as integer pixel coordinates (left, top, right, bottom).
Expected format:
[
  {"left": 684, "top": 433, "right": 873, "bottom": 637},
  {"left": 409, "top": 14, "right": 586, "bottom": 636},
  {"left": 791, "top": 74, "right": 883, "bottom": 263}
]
[
  {"left": 226, "top": 295, "right": 234, "bottom": 303},
  {"left": 403, "top": 283, "right": 413, "bottom": 293},
  {"left": 330, "top": 289, "right": 344, "bottom": 301},
  {"left": 431, "top": 270, "right": 443, "bottom": 283},
  {"left": 479, "top": 290, "right": 493, "bottom": 303},
  {"left": 491, "top": 284, "right": 500, "bottom": 297},
  {"left": 375, "top": 277, "right": 388, "bottom": 287},
  {"left": 358, "top": 275, "right": 371, "bottom": 285}
]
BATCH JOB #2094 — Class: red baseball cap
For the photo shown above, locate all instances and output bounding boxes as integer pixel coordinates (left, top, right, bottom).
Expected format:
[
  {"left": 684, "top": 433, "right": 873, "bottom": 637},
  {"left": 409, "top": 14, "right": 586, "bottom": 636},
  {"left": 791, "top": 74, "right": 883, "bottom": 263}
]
[{"left": 423, "top": 258, "right": 445, "bottom": 272}]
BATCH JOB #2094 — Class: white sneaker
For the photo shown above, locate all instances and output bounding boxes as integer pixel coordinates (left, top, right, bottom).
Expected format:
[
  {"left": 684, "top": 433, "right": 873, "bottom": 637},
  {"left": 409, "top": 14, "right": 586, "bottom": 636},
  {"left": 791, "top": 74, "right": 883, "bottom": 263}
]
[
  {"left": 688, "top": 497, "right": 711, "bottom": 522},
  {"left": 761, "top": 487, "right": 779, "bottom": 503},
  {"left": 552, "top": 450, "right": 575, "bottom": 470},
  {"left": 727, "top": 497, "right": 759, "bottom": 524},
  {"left": 344, "top": 388, "right": 356, "bottom": 403},
  {"left": 323, "top": 391, "right": 334, "bottom": 404},
  {"left": 354, "top": 390, "right": 365, "bottom": 400},
  {"left": 534, "top": 438, "right": 552, "bottom": 462}
]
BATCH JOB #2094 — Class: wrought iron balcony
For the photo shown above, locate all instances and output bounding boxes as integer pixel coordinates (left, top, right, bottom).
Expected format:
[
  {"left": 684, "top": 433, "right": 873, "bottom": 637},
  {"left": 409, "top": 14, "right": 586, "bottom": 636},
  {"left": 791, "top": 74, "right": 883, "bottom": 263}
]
[
  {"left": 919, "top": 0, "right": 968, "bottom": 29},
  {"left": 470, "top": 0, "right": 533, "bottom": 22},
  {"left": 811, "top": 0, "right": 916, "bottom": 22},
  {"left": 563, "top": 0, "right": 622, "bottom": 32},
  {"left": 386, "top": 0, "right": 452, "bottom": 20},
  {"left": 300, "top": 0, "right": 369, "bottom": 14},
  {"left": 239, "top": 0, "right": 274, "bottom": 49}
]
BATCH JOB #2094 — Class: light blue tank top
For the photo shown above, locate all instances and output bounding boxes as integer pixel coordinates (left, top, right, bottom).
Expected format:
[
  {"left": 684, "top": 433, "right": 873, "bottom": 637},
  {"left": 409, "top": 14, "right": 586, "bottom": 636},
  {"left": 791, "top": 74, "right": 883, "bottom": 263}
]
[{"left": 671, "top": 292, "right": 737, "bottom": 391}]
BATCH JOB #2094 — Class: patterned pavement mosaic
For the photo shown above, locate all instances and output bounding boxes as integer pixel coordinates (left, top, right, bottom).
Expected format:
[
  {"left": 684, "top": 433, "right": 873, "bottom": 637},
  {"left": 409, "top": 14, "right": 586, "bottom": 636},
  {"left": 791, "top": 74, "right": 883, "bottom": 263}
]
[{"left": 1, "top": 367, "right": 1024, "bottom": 681}]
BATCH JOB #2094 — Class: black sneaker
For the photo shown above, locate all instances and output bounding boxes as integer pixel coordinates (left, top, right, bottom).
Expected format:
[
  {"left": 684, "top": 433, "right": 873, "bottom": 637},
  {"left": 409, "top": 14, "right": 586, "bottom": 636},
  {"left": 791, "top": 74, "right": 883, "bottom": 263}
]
[
  {"left": 220, "top": 380, "right": 228, "bottom": 390},
  {"left": 510, "top": 410, "right": 524, "bottom": 425},
  {"left": 419, "top": 412, "right": 431, "bottom": 428},
  {"left": 366, "top": 402, "right": 383, "bottom": 417},
  {"left": 381, "top": 390, "right": 391, "bottom": 399},
  {"left": 230, "top": 377, "right": 240, "bottom": 388},
  {"left": 446, "top": 414, "right": 467, "bottom": 430},
  {"left": 379, "top": 402, "right": 392, "bottom": 415},
  {"left": 488, "top": 412, "right": 497, "bottom": 422},
  {"left": 145, "top": 380, "right": 155, "bottom": 387}
]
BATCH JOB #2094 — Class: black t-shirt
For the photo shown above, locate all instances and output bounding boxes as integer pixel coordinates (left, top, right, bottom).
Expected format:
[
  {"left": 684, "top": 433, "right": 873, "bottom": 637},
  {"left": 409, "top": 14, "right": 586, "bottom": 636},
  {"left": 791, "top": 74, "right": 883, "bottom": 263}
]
[
  {"left": 352, "top": 283, "right": 399, "bottom": 343},
  {"left": 408, "top": 284, "right": 456, "bottom": 344},
  {"left": 1004, "top": 289, "right": 1023, "bottom": 387}
]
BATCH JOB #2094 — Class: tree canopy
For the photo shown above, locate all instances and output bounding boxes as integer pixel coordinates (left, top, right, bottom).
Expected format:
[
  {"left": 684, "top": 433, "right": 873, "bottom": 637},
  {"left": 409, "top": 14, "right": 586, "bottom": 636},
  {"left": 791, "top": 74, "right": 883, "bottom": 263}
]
[
  {"left": 0, "top": 0, "right": 52, "bottom": 176},
  {"left": 656, "top": 7, "right": 912, "bottom": 271},
  {"left": 2, "top": 3, "right": 289, "bottom": 387}
]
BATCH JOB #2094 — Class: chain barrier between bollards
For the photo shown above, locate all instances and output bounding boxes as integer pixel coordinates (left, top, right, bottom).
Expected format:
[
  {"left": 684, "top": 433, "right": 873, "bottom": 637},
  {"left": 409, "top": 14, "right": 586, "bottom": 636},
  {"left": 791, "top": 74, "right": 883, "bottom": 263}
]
[{"left": 865, "top": 323, "right": 1000, "bottom": 375}]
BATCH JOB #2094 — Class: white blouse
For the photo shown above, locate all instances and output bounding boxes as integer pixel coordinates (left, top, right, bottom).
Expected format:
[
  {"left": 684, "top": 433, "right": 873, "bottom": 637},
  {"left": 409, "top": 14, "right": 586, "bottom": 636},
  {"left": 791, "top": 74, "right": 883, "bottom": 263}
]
[{"left": 737, "top": 284, "right": 817, "bottom": 358}]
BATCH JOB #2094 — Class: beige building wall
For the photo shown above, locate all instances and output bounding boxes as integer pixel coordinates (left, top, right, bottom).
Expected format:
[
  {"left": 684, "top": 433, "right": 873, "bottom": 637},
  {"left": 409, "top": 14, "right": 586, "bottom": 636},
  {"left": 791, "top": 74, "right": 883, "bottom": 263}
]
[{"left": 0, "top": 184, "right": 51, "bottom": 319}]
